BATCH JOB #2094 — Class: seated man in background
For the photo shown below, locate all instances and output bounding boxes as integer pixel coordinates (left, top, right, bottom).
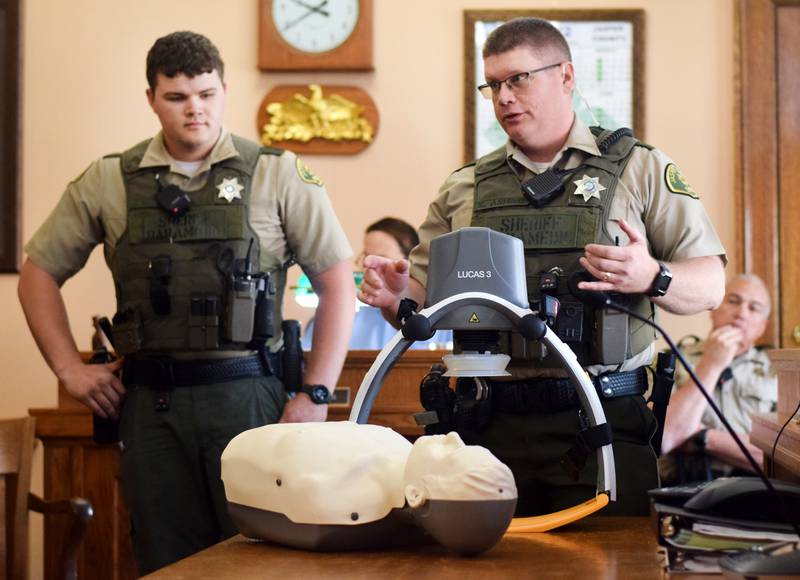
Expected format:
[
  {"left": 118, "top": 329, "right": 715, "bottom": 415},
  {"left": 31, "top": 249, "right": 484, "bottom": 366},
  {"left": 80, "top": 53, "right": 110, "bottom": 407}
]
[
  {"left": 303, "top": 217, "right": 452, "bottom": 350},
  {"left": 660, "top": 274, "right": 777, "bottom": 484}
]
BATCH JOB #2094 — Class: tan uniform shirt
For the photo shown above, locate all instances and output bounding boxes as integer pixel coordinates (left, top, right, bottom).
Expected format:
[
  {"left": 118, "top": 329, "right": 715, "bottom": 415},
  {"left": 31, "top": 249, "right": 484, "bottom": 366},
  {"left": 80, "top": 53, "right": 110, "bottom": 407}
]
[
  {"left": 659, "top": 342, "right": 777, "bottom": 480},
  {"left": 410, "top": 116, "right": 725, "bottom": 285},
  {"left": 408, "top": 117, "right": 726, "bottom": 373},
  {"left": 675, "top": 342, "right": 778, "bottom": 435},
  {"left": 25, "top": 130, "right": 352, "bottom": 285}
]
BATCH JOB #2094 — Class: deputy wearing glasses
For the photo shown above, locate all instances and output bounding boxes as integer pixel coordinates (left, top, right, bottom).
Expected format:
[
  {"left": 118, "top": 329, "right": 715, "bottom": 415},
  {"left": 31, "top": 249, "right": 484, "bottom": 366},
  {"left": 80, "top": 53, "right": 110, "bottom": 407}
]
[{"left": 360, "top": 17, "right": 726, "bottom": 516}]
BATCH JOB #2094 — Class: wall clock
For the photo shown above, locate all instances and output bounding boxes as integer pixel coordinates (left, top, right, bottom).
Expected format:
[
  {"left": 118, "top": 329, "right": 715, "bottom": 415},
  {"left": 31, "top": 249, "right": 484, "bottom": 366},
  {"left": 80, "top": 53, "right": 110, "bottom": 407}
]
[{"left": 259, "top": 0, "right": 373, "bottom": 71}]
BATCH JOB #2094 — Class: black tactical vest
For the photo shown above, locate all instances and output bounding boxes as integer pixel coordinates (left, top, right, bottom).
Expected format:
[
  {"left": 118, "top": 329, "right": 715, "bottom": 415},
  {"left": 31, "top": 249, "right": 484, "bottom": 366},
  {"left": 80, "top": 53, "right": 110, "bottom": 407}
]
[
  {"left": 470, "top": 127, "right": 656, "bottom": 366},
  {"left": 109, "top": 136, "right": 284, "bottom": 355}
]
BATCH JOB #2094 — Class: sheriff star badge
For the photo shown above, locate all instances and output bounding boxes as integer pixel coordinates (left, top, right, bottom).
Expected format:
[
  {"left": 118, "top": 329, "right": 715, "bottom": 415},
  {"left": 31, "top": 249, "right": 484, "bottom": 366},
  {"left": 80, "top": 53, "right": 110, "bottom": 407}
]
[
  {"left": 572, "top": 175, "right": 606, "bottom": 202},
  {"left": 217, "top": 177, "right": 244, "bottom": 202}
]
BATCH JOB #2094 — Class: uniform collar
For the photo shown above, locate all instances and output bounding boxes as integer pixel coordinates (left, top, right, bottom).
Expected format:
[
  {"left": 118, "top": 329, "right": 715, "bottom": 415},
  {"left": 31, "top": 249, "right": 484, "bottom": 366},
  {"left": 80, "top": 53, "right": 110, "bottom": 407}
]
[
  {"left": 732, "top": 345, "right": 764, "bottom": 366},
  {"left": 138, "top": 129, "right": 239, "bottom": 176},
  {"left": 505, "top": 115, "right": 602, "bottom": 172}
]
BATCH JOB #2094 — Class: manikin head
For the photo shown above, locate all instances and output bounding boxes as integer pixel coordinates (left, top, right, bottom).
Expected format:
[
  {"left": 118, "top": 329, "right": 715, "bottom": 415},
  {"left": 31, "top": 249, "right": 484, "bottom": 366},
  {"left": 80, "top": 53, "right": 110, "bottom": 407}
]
[{"left": 404, "top": 432, "right": 515, "bottom": 507}]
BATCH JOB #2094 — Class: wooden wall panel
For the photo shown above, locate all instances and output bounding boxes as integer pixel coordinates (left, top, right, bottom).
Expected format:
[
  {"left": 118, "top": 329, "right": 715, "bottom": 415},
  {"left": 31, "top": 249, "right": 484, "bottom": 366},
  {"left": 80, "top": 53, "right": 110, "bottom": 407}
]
[
  {"left": 736, "top": 0, "right": 780, "bottom": 346},
  {"left": 777, "top": 5, "right": 800, "bottom": 347}
]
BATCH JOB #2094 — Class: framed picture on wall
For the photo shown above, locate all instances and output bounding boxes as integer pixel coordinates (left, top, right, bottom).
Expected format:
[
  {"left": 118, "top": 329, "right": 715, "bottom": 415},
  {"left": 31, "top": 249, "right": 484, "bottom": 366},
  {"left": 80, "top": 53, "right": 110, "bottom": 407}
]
[{"left": 464, "top": 9, "right": 645, "bottom": 162}]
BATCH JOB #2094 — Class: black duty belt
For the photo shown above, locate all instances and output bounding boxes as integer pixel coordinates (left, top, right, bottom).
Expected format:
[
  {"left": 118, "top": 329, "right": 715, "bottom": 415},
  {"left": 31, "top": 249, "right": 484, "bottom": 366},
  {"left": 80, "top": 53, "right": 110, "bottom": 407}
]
[
  {"left": 490, "top": 367, "right": 647, "bottom": 414},
  {"left": 123, "top": 354, "right": 268, "bottom": 387}
]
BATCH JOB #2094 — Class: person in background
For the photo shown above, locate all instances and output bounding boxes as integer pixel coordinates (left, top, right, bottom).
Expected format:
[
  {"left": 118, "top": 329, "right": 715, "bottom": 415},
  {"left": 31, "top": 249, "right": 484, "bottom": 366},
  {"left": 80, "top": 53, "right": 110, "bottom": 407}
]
[
  {"left": 302, "top": 217, "right": 452, "bottom": 350},
  {"left": 660, "top": 274, "right": 776, "bottom": 484},
  {"left": 17, "top": 31, "right": 354, "bottom": 573}
]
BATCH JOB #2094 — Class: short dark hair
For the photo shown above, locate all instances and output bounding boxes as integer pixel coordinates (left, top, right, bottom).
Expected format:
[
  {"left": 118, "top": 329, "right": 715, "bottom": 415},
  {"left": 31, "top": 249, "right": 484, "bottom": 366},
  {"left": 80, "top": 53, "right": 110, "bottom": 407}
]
[
  {"left": 146, "top": 31, "right": 224, "bottom": 92},
  {"left": 482, "top": 17, "right": 572, "bottom": 62},
  {"left": 366, "top": 217, "right": 419, "bottom": 258}
]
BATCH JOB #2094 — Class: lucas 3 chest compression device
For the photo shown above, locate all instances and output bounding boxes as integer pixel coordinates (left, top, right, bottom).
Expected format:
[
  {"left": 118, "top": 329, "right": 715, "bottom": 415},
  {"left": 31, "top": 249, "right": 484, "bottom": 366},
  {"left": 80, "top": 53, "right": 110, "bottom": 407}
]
[{"left": 350, "top": 227, "right": 616, "bottom": 531}]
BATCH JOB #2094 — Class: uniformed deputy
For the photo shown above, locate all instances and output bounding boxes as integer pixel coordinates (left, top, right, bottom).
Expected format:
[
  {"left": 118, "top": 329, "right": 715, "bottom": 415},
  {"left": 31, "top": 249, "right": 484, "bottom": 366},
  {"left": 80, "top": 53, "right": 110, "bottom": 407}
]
[
  {"left": 17, "top": 31, "right": 355, "bottom": 574},
  {"left": 660, "top": 274, "right": 777, "bottom": 483},
  {"left": 359, "top": 17, "right": 726, "bottom": 516}
]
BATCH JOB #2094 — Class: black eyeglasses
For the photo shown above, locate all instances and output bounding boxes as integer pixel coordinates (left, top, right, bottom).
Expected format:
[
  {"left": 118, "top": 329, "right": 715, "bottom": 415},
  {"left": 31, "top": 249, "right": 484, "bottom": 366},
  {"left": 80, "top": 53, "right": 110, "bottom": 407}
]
[{"left": 477, "top": 62, "right": 564, "bottom": 100}]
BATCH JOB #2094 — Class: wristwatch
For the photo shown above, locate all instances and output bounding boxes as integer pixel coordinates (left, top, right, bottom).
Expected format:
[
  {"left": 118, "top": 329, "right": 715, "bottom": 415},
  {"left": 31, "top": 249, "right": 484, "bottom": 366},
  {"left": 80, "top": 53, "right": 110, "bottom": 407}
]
[
  {"left": 299, "top": 384, "right": 330, "bottom": 405},
  {"left": 647, "top": 262, "right": 673, "bottom": 297}
]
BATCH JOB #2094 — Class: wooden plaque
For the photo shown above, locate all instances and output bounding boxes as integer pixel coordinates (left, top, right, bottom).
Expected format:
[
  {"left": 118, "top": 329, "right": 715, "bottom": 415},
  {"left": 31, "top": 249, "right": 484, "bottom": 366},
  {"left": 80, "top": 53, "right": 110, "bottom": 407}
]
[{"left": 256, "top": 85, "right": 379, "bottom": 155}]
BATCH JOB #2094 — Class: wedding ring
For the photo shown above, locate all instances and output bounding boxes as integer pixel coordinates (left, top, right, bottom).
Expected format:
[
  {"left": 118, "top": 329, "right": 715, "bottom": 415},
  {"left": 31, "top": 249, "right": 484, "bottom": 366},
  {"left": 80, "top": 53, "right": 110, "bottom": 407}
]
[{"left": 602, "top": 272, "right": 612, "bottom": 282}]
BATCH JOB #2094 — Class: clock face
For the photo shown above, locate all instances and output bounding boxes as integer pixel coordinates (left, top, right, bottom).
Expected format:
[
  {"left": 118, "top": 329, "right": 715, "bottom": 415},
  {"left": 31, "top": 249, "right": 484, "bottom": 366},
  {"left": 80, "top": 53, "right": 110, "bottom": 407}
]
[{"left": 272, "top": 0, "right": 360, "bottom": 54}]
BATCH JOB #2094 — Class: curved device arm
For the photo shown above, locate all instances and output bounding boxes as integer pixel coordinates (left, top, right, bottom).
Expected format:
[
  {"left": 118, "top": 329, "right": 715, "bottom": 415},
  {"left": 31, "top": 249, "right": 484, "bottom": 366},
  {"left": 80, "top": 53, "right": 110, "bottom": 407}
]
[
  {"left": 349, "top": 331, "right": 413, "bottom": 424},
  {"left": 507, "top": 493, "right": 610, "bottom": 533},
  {"left": 539, "top": 325, "right": 616, "bottom": 501},
  {"left": 349, "top": 291, "right": 616, "bottom": 504}
]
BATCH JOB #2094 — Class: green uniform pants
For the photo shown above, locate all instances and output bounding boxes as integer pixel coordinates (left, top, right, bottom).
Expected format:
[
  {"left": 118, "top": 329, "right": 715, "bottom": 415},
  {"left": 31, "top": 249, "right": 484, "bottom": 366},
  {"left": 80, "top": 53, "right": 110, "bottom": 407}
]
[
  {"left": 118, "top": 373, "right": 285, "bottom": 575},
  {"left": 460, "top": 394, "right": 659, "bottom": 516}
]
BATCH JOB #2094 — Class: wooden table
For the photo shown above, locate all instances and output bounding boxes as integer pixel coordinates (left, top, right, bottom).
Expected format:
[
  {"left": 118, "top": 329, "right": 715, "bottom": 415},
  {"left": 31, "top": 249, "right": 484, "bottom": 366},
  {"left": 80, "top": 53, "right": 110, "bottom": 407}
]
[{"left": 142, "top": 517, "right": 681, "bottom": 579}]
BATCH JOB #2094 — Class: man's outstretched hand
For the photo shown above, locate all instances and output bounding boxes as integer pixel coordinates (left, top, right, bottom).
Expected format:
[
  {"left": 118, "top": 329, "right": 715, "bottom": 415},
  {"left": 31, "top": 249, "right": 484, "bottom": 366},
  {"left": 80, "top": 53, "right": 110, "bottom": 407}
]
[{"left": 357, "top": 255, "right": 410, "bottom": 310}]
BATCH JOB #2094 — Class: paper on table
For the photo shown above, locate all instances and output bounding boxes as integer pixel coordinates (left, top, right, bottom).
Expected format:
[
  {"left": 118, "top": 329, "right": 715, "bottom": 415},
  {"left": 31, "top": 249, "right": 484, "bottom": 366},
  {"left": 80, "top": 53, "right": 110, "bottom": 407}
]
[
  {"left": 692, "top": 522, "right": 799, "bottom": 543},
  {"left": 664, "top": 528, "right": 783, "bottom": 553}
]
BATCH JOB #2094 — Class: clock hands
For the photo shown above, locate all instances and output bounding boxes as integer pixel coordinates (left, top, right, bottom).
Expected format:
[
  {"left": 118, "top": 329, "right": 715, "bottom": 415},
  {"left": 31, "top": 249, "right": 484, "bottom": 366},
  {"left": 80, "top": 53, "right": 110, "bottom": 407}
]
[
  {"left": 290, "top": 0, "right": 330, "bottom": 17},
  {"left": 283, "top": 0, "right": 330, "bottom": 32}
]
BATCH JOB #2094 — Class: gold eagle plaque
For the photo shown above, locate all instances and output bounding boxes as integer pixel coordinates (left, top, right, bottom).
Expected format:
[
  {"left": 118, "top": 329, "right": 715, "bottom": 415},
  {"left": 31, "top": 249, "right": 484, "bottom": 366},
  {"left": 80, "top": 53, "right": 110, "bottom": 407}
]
[{"left": 256, "top": 85, "right": 379, "bottom": 155}]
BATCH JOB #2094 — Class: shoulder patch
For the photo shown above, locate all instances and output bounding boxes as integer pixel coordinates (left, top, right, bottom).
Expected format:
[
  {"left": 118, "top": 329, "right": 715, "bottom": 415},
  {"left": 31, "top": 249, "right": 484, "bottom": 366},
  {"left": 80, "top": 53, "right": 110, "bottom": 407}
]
[
  {"left": 295, "top": 157, "right": 323, "bottom": 186},
  {"left": 665, "top": 163, "right": 699, "bottom": 199}
]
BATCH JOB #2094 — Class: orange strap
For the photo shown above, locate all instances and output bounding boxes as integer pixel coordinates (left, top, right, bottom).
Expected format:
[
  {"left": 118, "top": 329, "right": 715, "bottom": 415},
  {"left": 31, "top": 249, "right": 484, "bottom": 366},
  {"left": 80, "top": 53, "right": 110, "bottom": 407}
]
[{"left": 505, "top": 493, "right": 610, "bottom": 533}]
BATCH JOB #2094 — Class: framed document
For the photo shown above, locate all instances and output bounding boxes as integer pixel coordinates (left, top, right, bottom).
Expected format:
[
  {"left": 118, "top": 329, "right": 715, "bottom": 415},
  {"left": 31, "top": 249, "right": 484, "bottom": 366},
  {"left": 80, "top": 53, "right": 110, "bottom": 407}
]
[{"left": 464, "top": 9, "right": 644, "bottom": 162}]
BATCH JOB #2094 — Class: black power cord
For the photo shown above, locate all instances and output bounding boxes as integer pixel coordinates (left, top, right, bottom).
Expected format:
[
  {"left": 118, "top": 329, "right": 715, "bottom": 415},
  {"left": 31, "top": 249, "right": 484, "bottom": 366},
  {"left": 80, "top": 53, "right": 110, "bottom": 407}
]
[
  {"left": 567, "top": 281, "right": 800, "bottom": 537},
  {"left": 770, "top": 397, "right": 800, "bottom": 478}
]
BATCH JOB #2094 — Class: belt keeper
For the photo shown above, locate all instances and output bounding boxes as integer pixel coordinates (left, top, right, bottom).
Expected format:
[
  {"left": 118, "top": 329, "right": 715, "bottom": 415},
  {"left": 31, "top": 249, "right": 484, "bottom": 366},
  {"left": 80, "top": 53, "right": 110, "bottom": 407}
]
[{"left": 597, "top": 374, "right": 614, "bottom": 398}]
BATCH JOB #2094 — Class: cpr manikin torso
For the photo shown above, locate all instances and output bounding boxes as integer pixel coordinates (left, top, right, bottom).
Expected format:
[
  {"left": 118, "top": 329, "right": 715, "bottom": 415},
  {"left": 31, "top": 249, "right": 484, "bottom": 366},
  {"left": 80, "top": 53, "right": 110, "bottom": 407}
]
[{"left": 221, "top": 422, "right": 517, "bottom": 554}]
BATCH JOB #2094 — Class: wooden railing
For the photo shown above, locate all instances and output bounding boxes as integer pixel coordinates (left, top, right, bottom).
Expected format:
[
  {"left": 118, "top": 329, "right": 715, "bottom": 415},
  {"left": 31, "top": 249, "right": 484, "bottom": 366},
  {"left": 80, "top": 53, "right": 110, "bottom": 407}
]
[{"left": 751, "top": 349, "right": 800, "bottom": 483}]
